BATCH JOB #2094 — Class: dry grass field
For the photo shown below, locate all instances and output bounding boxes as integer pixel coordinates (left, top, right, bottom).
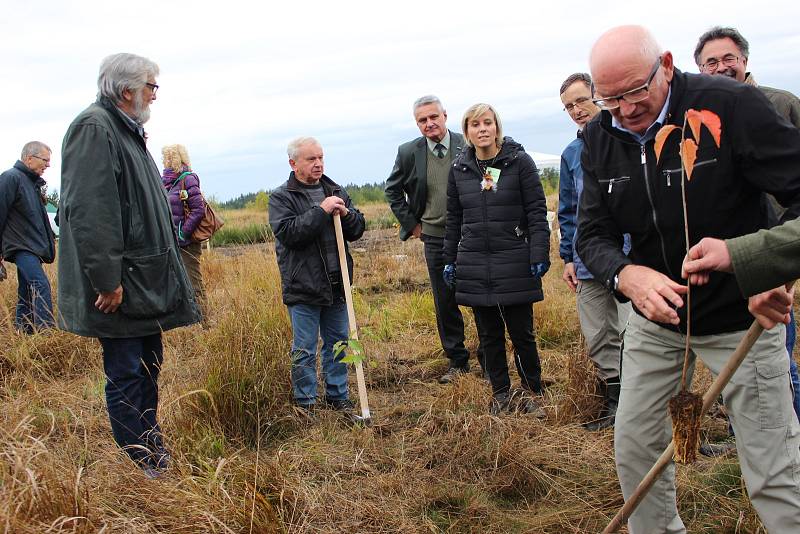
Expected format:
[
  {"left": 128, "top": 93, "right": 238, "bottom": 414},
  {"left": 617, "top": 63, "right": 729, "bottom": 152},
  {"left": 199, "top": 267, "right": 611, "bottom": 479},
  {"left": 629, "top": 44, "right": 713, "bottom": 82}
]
[{"left": 0, "top": 200, "right": 778, "bottom": 533}]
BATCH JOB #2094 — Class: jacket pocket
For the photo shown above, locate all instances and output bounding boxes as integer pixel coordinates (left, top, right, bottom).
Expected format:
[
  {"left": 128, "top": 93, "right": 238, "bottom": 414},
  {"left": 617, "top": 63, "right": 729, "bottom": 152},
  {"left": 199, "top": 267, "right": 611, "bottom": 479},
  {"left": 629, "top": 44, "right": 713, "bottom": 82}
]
[{"left": 119, "top": 248, "right": 182, "bottom": 319}]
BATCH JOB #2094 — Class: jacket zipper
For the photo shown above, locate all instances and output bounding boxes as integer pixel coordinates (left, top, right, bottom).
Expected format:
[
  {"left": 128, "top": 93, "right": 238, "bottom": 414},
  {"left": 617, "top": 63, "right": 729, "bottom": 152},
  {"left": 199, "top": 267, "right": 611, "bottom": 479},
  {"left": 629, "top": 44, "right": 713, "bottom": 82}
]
[
  {"left": 481, "top": 171, "right": 492, "bottom": 292},
  {"left": 599, "top": 176, "right": 631, "bottom": 193},
  {"left": 641, "top": 145, "right": 675, "bottom": 279},
  {"left": 662, "top": 158, "right": 717, "bottom": 187},
  {"left": 296, "top": 187, "right": 335, "bottom": 303}
]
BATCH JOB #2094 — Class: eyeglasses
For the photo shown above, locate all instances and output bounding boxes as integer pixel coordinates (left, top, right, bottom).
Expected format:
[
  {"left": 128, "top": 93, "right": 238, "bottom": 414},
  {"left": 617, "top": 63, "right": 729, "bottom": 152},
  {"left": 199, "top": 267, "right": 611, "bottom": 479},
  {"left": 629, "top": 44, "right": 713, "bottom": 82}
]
[
  {"left": 700, "top": 54, "right": 740, "bottom": 73},
  {"left": 563, "top": 96, "right": 591, "bottom": 113},
  {"left": 591, "top": 56, "right": 662, "bottom": 110},
  {"left": 145, "top": 82, "right": 159, "bottom": 95},
  {"left": 31, "top": 155, "right": 51, "bottom": 163}
]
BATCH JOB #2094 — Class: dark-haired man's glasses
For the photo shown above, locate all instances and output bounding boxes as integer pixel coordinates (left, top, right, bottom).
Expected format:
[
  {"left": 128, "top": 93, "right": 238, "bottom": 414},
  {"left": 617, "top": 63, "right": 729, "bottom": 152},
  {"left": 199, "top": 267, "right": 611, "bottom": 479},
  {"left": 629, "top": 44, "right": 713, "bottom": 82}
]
[
  {"left": 564, "top": 97, "right": 591, "bottom": 113},
  {"left": 145, "top": 82, "right": 159, "bottom": 95},
  {"left": 591, "top": 56, "right": 662, "bottom": 111},
  {"left": 700, "top": 55, "right": 740, "bottom": 73}
]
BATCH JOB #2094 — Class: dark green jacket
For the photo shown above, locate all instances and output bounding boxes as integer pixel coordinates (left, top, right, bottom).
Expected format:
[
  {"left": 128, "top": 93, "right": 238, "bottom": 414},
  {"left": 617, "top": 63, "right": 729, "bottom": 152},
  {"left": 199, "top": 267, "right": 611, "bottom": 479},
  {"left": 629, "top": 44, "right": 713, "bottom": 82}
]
[
  {"left": 385, "top": 130, "right": 464, "bottom": 240},
  {"left": 728, "top": 217, "right": 800, "bottom": 297},
  {"left": 57, "top": 97, "right": 200, "bottom": 338}
]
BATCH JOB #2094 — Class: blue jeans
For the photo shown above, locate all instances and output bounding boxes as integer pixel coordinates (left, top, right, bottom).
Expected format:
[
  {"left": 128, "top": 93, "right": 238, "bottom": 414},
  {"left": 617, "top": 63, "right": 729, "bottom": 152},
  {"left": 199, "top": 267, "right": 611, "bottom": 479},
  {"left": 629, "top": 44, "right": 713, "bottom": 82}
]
[
  {"left": 288, "top": 300, "right": 350, "bottom": 405},
  {"left": 12, "top": 251, "right": 54, "bottom": 333},
  {"left": 99, "top": 334, "right": 165, "bottom": 466},
  {"left": 786, "top": 309, "right": 800, "bottom": 422}
]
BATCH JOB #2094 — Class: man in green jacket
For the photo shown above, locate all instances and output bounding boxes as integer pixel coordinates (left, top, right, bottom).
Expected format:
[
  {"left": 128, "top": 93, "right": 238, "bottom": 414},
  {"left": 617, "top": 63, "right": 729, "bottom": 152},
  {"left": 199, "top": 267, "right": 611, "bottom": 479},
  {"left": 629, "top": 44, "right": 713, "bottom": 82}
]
[
  {"left": 59, "top": 53, "right": 200, "bottom": 478},
  {"left": 385, "top": 95, "right": 482, "bottom": 383},
  {"left": 682, "top": 224, "right": 799, "bottom": 329},
  {"left": 694, "top": 26, "right": 800, "bottom": 127},
  {"left": 694, "top": 25, "right": 800, "bottom": 451}
]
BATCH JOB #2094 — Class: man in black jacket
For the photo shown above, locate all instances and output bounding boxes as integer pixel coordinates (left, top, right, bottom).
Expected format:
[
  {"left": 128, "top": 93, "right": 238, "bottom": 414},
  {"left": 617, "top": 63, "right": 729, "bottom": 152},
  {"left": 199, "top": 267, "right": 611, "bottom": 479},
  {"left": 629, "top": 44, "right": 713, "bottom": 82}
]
[
  {"left": 577, "top": 25, "right": 800, "bottom": 533},
  {"left": 269, "top": 137, "right": 365, "bottom": 414},
  {"left": 385, "top": 95, "right": 481, "bottom": 383},
  {"left": 0, "top": 141, "right": 56, "bottom": 333}
]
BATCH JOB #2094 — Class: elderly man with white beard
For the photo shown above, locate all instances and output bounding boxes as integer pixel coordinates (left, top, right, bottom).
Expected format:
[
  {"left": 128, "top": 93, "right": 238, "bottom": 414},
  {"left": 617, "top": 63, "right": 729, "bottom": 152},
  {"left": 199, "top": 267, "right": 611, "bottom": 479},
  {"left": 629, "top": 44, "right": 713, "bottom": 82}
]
[{"left": 59, "top": 53, "right": 201, "bottom": 478}]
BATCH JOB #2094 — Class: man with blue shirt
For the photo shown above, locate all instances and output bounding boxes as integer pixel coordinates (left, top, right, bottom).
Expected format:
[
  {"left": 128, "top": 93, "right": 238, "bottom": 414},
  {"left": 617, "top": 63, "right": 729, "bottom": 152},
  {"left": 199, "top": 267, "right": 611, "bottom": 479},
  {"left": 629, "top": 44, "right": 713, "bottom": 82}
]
[
  {"left": 578, "top": 25, "right": 800, "bottom": 533},
  {"left": 558, "top": 73, "right": 630, "bottom": 431}
]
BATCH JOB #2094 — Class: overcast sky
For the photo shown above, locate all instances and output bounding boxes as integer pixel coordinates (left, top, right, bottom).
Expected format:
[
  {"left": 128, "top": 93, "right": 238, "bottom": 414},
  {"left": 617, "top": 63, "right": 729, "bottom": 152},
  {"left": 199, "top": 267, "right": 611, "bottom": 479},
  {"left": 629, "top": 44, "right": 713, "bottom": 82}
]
[{"left": 2, "top": 0, "right": 799, "bottom": 201}]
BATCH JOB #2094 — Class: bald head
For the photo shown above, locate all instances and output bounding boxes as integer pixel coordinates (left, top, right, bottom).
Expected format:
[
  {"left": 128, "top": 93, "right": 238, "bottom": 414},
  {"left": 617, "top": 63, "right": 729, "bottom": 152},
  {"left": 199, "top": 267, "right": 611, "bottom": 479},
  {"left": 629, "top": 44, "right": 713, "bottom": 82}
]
[
  {"left": 589, "top": 25, "right": 674, "bottom": 135},
  {"left": 590, "top": 25, "right": 661, "bottom": 75}
]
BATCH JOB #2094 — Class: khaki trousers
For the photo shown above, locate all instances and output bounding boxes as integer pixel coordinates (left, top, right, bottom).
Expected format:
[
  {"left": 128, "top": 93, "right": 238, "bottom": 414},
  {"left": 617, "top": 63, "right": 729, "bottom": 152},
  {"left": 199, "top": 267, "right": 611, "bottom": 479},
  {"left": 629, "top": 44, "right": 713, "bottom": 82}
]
[
  {"left": 616, "top": 312, "right": 800, "bottom": 533},
  {"left": 576, "top": 279, "right": 630, "bottom": 380},
  {"left": 179, "top": 242, "right": 206, "bottom": 320}
]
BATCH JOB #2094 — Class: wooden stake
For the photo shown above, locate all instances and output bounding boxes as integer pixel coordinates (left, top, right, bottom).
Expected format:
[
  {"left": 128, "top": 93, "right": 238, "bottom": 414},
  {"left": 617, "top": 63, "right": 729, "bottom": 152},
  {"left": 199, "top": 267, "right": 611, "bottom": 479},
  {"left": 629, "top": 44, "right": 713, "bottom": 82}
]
[
  {"left": 602, "top": 320, "right": 764, "bottom": 533},
  {"left": 333, "top": 214, "right": 371, "bottom": 421}
]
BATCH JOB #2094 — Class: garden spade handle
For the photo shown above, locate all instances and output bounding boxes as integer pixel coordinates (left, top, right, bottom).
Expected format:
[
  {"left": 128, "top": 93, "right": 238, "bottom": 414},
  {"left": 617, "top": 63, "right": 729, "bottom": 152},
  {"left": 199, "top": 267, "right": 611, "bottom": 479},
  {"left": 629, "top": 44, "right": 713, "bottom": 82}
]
[
  {"left": 333, "top": 213, "right": 371, "bottom": 420},
  {"left": 602, "top": 320, "right": 764, "bottom": 533}
]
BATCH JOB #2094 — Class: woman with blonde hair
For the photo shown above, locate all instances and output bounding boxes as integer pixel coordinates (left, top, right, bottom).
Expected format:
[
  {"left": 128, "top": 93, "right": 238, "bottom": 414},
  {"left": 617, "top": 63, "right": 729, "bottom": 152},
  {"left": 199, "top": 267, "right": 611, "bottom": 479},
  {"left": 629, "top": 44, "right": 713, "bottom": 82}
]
[
  {"left": 162, "top": 144, "right": 208, "bottom": 324},
  {"left": 443, "top": 103, "right": 550, "bottom": 415}
]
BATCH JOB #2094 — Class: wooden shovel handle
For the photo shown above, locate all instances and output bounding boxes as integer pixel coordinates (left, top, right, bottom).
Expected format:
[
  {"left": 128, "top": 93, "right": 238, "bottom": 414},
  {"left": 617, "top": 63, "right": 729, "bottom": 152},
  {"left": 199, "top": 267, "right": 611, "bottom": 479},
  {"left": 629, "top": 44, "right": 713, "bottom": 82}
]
[
  {"left": 602, "top": 320, "right": 764, "bottom": 533},
  {"left": 333, "top": 214, "right": 370, "bottom": 419}
]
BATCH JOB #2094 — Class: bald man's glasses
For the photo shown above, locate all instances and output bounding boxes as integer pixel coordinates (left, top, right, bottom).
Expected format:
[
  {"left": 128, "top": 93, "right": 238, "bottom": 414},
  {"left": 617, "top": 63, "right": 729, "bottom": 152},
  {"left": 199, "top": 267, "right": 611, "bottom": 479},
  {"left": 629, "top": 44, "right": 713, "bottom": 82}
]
[{"left": 591, "top": 56, "right": 662, "bottom": 111}]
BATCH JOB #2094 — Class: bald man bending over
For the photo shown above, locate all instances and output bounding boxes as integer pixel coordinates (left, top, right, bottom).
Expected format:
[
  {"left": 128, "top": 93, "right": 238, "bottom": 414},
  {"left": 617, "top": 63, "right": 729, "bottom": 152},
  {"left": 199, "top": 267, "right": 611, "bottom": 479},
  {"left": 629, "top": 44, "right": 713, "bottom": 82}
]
[{"left": 576, "top": 25, "right": 800, "bottom": 533}]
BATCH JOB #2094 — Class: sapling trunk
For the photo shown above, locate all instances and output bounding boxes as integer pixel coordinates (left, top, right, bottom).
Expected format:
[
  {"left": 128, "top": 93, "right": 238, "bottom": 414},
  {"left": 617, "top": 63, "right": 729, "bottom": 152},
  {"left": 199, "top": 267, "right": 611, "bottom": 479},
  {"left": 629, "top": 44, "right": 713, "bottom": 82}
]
[{"left": 668, "top": 114, "right": 703, "bottom": 465}]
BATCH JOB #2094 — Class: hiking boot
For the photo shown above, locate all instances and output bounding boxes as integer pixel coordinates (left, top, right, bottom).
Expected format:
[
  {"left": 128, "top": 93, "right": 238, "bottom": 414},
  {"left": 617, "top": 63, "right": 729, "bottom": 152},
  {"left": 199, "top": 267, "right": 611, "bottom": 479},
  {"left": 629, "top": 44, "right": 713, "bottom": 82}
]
[
  {"left": 149, "top": 449, "right": 171, "bottom": 471},
  {"left": 489, "top": 391, "right": 512, "bottom": 415},
  {"left": 438, "top": 365, "right": 469, "bottom": 384},
  {"left": 141, "top": 465, "right": 164, "bottom": 480},
  {"left": 293, "top": 402, "right": 317, "bottom": 420},
  {"left": 699, "top": 437, "right": 737, "bottom": 458},
  {"left": 324, "top": 398, "right": 355, "bottom": 413},
  {"left": 584, "top": 380, "right": 619, "bottom": 432},
  {"left": 510, "top": 388, "right": 547, "bottom": 419}
]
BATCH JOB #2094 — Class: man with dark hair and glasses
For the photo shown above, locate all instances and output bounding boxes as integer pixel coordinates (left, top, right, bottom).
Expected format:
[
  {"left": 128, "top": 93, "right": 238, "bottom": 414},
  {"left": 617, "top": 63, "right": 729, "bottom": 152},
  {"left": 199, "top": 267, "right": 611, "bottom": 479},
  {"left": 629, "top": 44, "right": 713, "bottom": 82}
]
[
  {"left": 557, "top": 73, "right": 631, "bottom": 431},
  {"left": 578, "top": 25, "right": 800, "bottom": 533},
  {"left": 694, "top": 24, "right": 800, "bottom": 457},
  {"left": 0, "top": 141, "right": 57, "bottom": 333},
  {"left": 694, "top": 26, "right": 800, "bottom": 125}
]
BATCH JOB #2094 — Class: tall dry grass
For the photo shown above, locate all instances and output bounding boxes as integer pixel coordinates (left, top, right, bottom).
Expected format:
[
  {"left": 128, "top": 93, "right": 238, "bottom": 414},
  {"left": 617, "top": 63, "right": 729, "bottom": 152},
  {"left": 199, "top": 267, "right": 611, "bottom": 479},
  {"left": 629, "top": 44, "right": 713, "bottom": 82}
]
[{"left": 0, "top": 209, "right": 773, "bottom": 533}]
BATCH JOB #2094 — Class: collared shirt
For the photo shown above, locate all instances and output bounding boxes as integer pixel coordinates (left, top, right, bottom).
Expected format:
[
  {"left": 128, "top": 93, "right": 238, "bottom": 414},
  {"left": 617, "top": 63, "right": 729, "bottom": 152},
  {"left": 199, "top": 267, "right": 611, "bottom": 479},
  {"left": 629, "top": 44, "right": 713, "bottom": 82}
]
[
  {"left": 612, "top": 87, "right": 672, "bottom": 145},
  {"left": 426, "top": 130, "right": 451, "bottom": 157},
  {"left": 116, "top": 106, "right": 146, "bottom": 139}
]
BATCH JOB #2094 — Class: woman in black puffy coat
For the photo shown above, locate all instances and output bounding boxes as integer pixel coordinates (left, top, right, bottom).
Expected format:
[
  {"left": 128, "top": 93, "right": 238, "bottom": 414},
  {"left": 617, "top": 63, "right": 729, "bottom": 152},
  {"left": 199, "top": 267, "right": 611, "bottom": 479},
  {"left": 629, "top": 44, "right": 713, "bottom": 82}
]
[{"left": 443, "top": 103, "right": 550, "bottom": 415}]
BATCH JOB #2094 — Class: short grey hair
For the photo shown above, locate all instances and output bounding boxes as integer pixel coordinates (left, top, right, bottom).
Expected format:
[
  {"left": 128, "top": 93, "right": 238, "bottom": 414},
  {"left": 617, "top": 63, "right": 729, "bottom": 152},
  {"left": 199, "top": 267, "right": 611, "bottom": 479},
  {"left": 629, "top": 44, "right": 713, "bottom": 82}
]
[
  {"left": 287, "top": 136, "right": 321, "bottom": 160},
  {"left": 413, "top": 95, "right": 443, "bottom": 114},
  {"left": 97, "top": 53, "right": 159, "bottom": 103},
  {"left": 694, "top": 26, "right": 750, "bottom": 65},
  {"left": 560, "top": 73, "right": 592, "bottom": 95},
  {"left": 21, "top": 141, "right": 51, "bottom": 159}
]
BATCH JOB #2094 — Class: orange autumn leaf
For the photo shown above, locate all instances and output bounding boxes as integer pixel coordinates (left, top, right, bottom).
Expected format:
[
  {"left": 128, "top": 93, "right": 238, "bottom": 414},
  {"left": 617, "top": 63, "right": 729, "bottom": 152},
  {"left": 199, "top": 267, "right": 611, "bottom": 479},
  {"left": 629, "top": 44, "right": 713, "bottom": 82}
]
[
  {"left": 700, "top": 110, "right": 722, "bottom": 147},
  {"left": 654, "top": 125, "right": 680, "bottom": 164},
  {"left": 686, "top": 109, "right": 702, "bottom": 143},
  {"left": 682, "top": 138, "right": 698, "bottom": 180}
]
